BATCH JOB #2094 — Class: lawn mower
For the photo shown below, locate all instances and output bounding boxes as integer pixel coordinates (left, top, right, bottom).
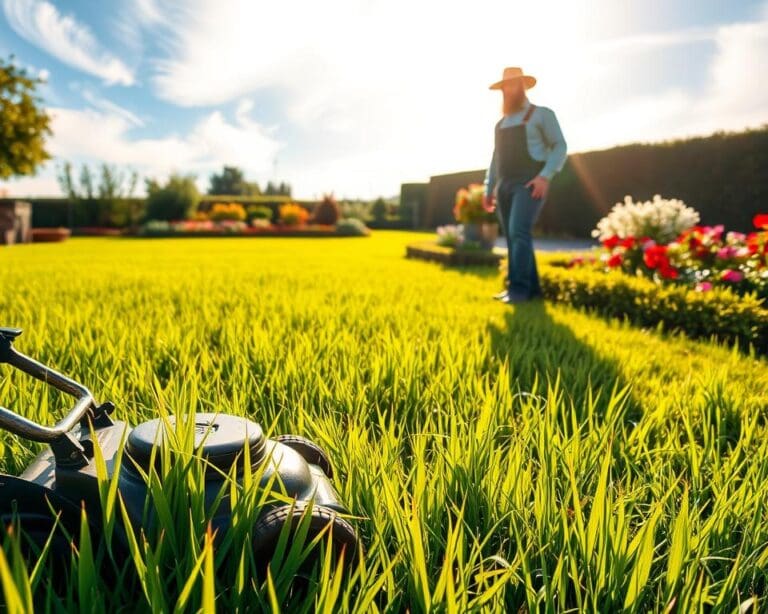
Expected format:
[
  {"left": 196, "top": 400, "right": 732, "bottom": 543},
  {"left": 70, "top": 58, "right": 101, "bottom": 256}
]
[{"left": 0, "top": 327, "right": 358, "bottom": 570}]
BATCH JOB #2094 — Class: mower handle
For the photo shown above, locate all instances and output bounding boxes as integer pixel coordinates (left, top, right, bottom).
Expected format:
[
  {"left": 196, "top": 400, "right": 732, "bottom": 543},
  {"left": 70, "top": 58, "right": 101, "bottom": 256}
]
[{"left": 0, "top": 328, "right": 96, "bottom": 443}]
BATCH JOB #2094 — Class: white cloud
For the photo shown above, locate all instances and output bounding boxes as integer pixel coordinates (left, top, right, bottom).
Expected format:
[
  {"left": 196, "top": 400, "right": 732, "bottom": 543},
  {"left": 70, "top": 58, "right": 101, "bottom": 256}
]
[
  {"left": 81, "top": 89, "right": 145, "bottom": 127},
  {"left": 567, "top": 15, "right": 768, "bottom": 152},
  {"left": 134, "top": 0, "right": 766, "bottom": 198},
  {"left": 2, "top": 0, "right": 134, "bottom": 85},
  {"left": 1, "top": 100, "right": 282, "bottom": 197},
  {"left": 4, "top": 0, "right": 768, "bottom": 199}
]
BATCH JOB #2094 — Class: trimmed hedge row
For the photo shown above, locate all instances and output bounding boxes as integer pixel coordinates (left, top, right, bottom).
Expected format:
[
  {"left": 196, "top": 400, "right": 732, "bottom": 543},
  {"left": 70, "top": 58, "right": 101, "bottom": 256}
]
[
  {"left": 30, "top": 197, "right": 145, "bottom": 228},
  {"left": 539, "top": 259, "right": 768, "bottom": 353}
]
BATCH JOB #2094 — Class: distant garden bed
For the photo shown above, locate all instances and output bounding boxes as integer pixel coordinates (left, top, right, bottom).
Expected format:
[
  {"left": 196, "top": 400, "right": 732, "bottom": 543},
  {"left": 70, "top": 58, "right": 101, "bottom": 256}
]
[
  {"left": 406, "top": 241, "right": 503, "bottom": 267},
  {"left": 138, "top": 219, "right": 370, "bottom": 238}
]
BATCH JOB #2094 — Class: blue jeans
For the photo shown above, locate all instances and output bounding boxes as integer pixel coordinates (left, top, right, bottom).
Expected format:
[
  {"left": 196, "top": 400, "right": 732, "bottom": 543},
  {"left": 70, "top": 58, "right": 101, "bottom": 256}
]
[{"left": 496, "top": 181, "right": 544, "bottom": 298}]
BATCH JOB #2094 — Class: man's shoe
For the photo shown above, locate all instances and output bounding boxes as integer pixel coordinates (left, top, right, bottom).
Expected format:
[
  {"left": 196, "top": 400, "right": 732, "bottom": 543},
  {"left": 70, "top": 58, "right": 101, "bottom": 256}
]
[
  {"left": 501, "top": 292, "right": 530, "bottom": 305},
  {"left": 493, "top": 290, "right": 509, "bottom": 301}
]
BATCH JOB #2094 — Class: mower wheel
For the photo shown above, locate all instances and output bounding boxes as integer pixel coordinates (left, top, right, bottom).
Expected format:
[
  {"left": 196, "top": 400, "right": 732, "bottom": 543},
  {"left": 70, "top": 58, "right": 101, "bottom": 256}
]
[
  {"left": 274, "top": 435, "right": 334, "bottom": 479},
  {"left": 251, "top": 502, "right": 358, "bottom": 572}
]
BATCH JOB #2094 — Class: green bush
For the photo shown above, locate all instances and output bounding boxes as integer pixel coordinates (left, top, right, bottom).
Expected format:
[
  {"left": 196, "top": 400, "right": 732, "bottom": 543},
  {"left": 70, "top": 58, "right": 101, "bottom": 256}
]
[
  {"left": 335, "top": 218, "right": 370, "bottom": 236},
  {"left": 145, "top": 174, "right": 200, "bottom": 222},
  {"left": 247, "top": 205, "right": 273, "bottom": 221},
  {"left": 539, "top": 258, "right": 768, "bottom": 352}
]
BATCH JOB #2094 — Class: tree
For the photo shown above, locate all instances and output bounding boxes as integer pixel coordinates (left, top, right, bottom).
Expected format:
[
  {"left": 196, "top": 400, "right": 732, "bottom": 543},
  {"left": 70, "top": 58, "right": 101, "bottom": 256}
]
[
  {"left": 57, "top": 162, "right": 139, "bottom": 227},
  {"left": 208, "top": 165, "right": 260, "bottom": 195},
  {"left": 145, "top": 174, "right": 200, "bottom": 221},
  {"left": 264, "top": 181, "right": 291, "bottom": 196},
  {"left": 372, "top": 197, "right": 388, "bottom": 223},
  {"left": 0, "top": 56, "right": 51, "bottom": 179}
]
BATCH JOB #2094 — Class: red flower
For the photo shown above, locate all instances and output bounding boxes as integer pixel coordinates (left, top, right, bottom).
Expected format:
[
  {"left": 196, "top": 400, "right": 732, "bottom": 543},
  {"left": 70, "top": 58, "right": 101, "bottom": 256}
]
[
  {"left": 754, "top": 214, "right": 768, "bottom": 230},
  {"left": 660, "top": 265, "right": 678, "bottom": 280},
  {"left": 643, "top": 244, "right": 669, "bottom": 269},
  {"left": 619, "top": 237, "right": 636, "bottom": 249},
  {"left": 602, "top": 235, "right": 620, "bottom": 249},
  {"left": 606, "top": 253, "right": 623, "bottom": 268}
]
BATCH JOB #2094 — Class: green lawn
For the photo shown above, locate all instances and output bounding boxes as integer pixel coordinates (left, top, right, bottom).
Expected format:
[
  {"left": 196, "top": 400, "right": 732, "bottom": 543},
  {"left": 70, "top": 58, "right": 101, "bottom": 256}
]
[{"left": 1, "top": 233, "right": 767, "bottom": 611}]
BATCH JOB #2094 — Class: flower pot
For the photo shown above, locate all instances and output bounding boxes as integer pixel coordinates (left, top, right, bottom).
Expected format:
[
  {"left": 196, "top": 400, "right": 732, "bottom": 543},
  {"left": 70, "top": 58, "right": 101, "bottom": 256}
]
[
  {"left": 480, "top": 222, "right": 499, "bottom": 249},
  {"left": 463, "top": 222, "right": 498, "bottom": 250}
]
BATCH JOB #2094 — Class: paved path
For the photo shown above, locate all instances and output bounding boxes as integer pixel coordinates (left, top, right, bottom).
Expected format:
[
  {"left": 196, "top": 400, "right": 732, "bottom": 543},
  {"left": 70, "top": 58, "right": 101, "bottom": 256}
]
[{"left": 494, "top": 237, "right": 595, "bottom": 252}]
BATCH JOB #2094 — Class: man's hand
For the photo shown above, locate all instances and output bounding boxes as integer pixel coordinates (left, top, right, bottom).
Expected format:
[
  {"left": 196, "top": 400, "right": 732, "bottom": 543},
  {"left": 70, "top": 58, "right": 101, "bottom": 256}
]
[
  {"left": 482, "top": 192, "right": 495, "bottom": 212},
  {"left": 525, "top": 175, "right": 549, "bottom": 200}
]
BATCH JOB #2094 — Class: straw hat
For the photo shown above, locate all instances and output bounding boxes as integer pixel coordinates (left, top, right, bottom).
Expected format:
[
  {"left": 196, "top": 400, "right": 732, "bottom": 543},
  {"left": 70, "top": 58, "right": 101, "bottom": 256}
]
[{"left": 489, "top": 67, "right": 536, "bottom": 90}]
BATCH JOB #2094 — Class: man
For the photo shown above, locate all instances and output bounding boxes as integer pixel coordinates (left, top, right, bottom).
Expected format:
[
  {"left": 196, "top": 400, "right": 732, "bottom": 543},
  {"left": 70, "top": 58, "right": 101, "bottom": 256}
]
[{"left": 483, "top": 67, "right": 567, "bottom": 304}]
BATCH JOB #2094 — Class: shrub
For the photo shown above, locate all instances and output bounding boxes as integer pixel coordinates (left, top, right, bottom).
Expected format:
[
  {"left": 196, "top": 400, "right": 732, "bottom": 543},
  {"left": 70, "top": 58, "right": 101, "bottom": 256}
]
[
  {"left": 145, "top": 174, "right": 200, "bottom": 221},
  {"left": 209, "top": 202, "right": 247, "bottom": 222},
  {"left": 592, "top": 194, "right": 699, "bottom": 244},
  {"left": 335, "top": 218, "right": 370, "bottom": 236},
  {"left": 372, "top": 197, "right": 388, "bottom": 223},
  {"left": 313, "top": 194, "right": 341, "bottom": 225},
  {"left": 247, "top": 205, "right": 273, "bottom": 221},
  {"left": 278, "top": 203, "right": 310, "bottom": 226},
  {"left": 540, "top": 258, "right": 768, "bottom": 352}
]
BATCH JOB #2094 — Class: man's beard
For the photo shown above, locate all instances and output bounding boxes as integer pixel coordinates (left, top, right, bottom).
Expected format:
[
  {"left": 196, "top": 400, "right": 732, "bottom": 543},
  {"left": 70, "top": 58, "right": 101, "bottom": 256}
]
[{"left": 503, "top": 90, "right": 526, "bottom": 114}]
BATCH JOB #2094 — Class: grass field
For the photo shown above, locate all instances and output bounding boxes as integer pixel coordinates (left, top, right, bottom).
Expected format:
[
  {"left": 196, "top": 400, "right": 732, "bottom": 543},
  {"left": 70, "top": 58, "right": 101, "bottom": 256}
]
[{"left": 1, "top": 232, "right": 768, "bottom": 612}]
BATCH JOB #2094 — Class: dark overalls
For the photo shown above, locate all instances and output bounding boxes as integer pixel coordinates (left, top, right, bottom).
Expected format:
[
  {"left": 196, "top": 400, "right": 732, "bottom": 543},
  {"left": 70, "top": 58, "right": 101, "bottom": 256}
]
[{"left": 494, "top": 104, "right": 545, "bottom": 299}]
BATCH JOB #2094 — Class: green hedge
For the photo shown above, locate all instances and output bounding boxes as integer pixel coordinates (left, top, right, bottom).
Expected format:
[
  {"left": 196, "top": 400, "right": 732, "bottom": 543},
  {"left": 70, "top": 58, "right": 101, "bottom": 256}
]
[
  {"left": 201, "top": 195, "right": 295, "bottom": 206},
  {"left": 539, "top": 126, "right": 768, "bottom": 237},
  {"left": 30, "top": 197, "right": 145, "bottom": 228},
  {"left": 539, "top": 259, "right": 768, "bottom": 353}
]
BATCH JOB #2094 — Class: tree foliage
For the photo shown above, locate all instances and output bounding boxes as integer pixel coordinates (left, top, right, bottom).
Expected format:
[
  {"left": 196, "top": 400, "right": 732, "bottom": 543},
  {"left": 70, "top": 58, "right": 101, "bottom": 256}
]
[
  {"left": 208, "top": 165, "right": 260, "bottom": 196},
  {"left": 264, "top": 180, "right": 291, "bottom": 196},
  {"left": 0, "top": 56, "right": 51, "bottom": 179},
  {"left": 372, "top": 197, "right": 388, "bottom": 222},
  {"left": 145, "top": 174, "right": 200, "bottom": 221},
  {"left": 57, "top": 162, "right": 139, "bottom": 227}
]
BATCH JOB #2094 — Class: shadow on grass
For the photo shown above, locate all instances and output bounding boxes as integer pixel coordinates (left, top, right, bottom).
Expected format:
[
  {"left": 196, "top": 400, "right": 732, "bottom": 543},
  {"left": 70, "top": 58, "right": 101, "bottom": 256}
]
[{"left": 488, "top": 299, "right": 642, "bottom": 423}]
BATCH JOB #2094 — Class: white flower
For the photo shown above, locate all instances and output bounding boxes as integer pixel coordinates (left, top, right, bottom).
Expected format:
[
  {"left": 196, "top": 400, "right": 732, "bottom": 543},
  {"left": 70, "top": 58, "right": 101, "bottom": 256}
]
[{"left": 592, "top": 195, "right": 699, "bottom": 244}]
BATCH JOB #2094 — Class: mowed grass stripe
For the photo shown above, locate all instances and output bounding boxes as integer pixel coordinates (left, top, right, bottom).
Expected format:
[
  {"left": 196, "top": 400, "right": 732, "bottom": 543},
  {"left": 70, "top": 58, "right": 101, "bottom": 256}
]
[{"left": 0, "top": 233, "right": 766, "bottom": 611}]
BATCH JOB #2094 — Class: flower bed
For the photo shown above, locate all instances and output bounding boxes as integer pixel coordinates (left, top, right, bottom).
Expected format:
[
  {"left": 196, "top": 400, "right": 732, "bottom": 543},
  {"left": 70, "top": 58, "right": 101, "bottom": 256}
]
[
  {"left": 581, "top": 196, "right": 768, "bottom": 300},
  {"left": 138, "top": 219, "right": 369, "bottom": 238},
  {"left": 538, "top": 196, "right": 768, "bottom": 351},
  {"left": 539, "top": 256, "right": 768, "bottom": 352},
  {"left": 406, "top": 241, "right": 503, "bottom": 266},
  {"left": 72, "top": 227, "right": 124, "bottom": 237}
]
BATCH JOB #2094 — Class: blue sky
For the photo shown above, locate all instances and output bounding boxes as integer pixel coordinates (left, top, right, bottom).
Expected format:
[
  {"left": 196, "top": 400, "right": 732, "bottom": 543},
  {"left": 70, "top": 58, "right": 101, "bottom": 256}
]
[{"left": 1, "top": 0, "right": 767, "bottom": 199}]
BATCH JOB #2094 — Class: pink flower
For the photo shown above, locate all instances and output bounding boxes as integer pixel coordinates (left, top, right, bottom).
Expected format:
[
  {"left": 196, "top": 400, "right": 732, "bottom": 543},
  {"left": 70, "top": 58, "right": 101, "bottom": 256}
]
[
  {"left": 720, "top": 269, "right": 744, "bottom": 283},
  {"left": 727, "top": 231, "right": 746, "bottom": 243},
  {"left": 695, "top": 282, "right": 713, "bottom": 292},
  {"left": 716, "top": 246, "right": 737, "bottom": 260}
]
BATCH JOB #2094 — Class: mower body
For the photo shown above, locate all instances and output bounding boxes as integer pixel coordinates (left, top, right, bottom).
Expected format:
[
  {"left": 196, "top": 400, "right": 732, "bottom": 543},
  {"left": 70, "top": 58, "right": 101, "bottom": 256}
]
[{"left": 0, "top": 327, "right": 356, "bottom": 562}]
